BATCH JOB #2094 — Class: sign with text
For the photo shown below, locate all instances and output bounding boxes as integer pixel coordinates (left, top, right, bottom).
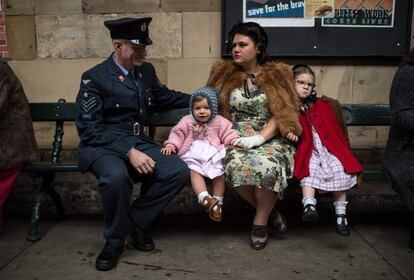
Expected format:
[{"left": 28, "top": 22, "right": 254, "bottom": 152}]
[
  {"left": 244, "top": 0, "right": 314, "bottom": 27},
  {"left": 223, "top": 0, "right": 412, "bottom": 56},
  {"left": 322, "top": 0, "right": 395, "bottom": 27}
]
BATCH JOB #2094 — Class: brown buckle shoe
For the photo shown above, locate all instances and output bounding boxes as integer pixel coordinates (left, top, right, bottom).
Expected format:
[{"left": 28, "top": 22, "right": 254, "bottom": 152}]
[
  {"left": 199, "top": 196, "right": 219, "bottom": 212},
  {"left": 209, "top": 203, "right": 222, "bottom": 222},
  {"left": 199, "top": 196, "right": 221, "bottom": 222}
]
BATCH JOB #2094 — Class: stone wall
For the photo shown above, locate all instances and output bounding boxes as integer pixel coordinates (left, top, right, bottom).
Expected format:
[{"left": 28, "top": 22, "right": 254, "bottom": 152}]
[
  {"left": 4, "top": 0, "right": 414, "bottom": 150},
  {"left": 4, "top": 0, "right": 413, "bottom": 215},
  {"left": 0, "top": 0, "right": 10, "bottom": 58}
]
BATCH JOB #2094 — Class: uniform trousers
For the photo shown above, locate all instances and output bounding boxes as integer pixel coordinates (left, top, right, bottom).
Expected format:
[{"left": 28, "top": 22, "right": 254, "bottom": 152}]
[{"left": 90, "top": 145, "right": 189, "bottom": 248}]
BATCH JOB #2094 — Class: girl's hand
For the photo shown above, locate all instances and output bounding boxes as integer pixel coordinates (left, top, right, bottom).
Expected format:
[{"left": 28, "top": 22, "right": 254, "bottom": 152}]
[
  {"left": 161, "top": 144, "right": 177, "bottom": 155},
  {"left": 286, "top": 132, "right": 299, "bottom": 142}
]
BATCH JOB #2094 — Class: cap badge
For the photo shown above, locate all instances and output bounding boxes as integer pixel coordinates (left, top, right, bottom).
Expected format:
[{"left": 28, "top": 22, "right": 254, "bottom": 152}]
[{"left": 141, "top": 22, "right": 147, "bottom": 32}]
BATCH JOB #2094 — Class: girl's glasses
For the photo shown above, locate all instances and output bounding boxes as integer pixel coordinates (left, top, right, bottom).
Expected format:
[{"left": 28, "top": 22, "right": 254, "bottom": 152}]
[{"left": 296, "top": 80, "right": 314, "bottom": 88}]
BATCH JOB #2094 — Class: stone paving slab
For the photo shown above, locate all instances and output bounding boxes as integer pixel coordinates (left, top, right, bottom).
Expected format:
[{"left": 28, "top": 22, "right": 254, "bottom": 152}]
[{"left": 0, "top": 214, "right": 412, "bottom": 280}]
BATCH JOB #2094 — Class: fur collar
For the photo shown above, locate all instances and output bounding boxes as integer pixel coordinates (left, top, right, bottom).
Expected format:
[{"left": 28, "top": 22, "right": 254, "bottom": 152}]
[{"left": 207, "top": 60, "right": 302, "bottom": 136}]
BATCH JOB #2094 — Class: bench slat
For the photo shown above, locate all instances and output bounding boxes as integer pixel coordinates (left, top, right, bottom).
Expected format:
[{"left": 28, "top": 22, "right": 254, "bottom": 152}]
[
  {"left": 23, "top": 163, "right": 80, "bottom": 173},
  {"left": 145, "top": 108, "right": 188, "bottom": 126},
  {"left": 342, "top": 104, "right": 391, "bottom": 126},
  {"left": 29, "top": 102, "right": 76, "bottom": 122}
]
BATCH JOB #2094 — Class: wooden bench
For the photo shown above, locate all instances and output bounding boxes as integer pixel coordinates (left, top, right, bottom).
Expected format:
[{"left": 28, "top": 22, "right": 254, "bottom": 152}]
[{"left": 23, "top": 100, "right": 391, "bottom": 241}]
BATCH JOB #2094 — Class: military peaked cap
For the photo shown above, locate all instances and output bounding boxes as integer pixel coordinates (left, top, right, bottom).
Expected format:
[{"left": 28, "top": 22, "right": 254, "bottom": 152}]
[{"left": 104, "top": 17, "right": 153, "bottom": 45}]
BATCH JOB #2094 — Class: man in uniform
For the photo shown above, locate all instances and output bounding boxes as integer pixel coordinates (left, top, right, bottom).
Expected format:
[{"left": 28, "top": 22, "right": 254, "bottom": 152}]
[{"left": 75, "top": 17, "right": 190, "bottom": 271}]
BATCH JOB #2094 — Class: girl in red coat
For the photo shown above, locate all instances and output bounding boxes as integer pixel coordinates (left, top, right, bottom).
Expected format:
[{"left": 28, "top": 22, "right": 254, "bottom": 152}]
[{"left": 292, "top": 65, "right": 363, "bottom": 236}]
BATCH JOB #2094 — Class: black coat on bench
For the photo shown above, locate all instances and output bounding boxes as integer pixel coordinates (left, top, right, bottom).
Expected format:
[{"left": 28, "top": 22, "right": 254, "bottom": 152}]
[
  {"left": 385, "top": 63, "right": 414, "bottom": 212},
  {"left": 75, "top": 55, "right": 190, "bottom": 171}
]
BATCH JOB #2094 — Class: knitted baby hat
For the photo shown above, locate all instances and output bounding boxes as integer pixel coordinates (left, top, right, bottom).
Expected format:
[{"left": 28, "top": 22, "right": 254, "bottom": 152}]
[{"left": 190, "top": 86, "right": 220, "bottom": 123}]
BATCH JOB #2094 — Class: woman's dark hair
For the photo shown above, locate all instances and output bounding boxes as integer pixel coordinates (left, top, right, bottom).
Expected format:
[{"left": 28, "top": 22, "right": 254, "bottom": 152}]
[{"left": 227, "top": 22, "right": 268, "bottom": 64}]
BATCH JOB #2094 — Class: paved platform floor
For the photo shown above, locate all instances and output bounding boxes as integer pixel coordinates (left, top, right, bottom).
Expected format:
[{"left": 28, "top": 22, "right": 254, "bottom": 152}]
[{"left": 0, "top": 212, "right": 413, "bottom": 280}]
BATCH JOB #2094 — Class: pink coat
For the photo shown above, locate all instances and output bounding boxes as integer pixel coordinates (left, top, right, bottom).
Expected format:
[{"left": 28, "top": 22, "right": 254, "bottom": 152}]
[{"left": 165, "top": 115, "right": 240, "bottom": 156}]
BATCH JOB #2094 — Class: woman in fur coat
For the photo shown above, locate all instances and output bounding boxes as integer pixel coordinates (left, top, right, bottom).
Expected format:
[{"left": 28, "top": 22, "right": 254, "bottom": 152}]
[
  {"left": 207, "top": 22, "right": 301, "bottom": 250},
  {"left": 384, "top": 48, "right": 414, "bottom": 250},
  {"left": 0, "top": 59, "right": 37, "bottom": 233}
]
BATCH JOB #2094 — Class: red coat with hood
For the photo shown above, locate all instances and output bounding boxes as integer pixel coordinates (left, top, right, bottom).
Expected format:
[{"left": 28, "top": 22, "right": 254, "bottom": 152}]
[{"left": 293, "top": 98, "right": 363, "bottom": 180}]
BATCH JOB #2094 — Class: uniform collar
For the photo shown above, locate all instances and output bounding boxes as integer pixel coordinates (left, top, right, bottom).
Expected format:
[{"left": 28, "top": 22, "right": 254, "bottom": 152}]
[{"left": 112, "top": 54, "right": 132, "bottom": 76}]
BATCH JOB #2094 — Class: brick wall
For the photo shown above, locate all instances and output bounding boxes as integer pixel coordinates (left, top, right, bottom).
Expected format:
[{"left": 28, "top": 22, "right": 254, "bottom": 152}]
[{"left": 0, "top": 1, "right": 10, "bottom": 59}]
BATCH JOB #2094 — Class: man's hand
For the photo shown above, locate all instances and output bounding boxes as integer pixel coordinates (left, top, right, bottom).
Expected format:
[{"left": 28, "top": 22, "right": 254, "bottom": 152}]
[
  {"left": 128, "top": 148, "right": 156, "bottom": 174},
  {"left": 286, "top": 132, "right": 299, "bottom": 142},
  {"left": 160, "top": 144, "right": 177, "bottom": 155},
  {"left": 234, "top": 134, "right": 266, "bottom": 149}
]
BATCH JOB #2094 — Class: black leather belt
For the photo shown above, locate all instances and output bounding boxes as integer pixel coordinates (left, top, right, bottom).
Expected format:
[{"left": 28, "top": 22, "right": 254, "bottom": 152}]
[{"left": 104, "top": 122, "right": 144, "bottom": 136}]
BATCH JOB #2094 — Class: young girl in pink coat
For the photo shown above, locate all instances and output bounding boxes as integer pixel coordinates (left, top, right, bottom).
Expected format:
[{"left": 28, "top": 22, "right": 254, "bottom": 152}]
[
  {"left": 292, "top": 65, "right": 363, "bottom": 236},
  {"left": 161, "top": 87, "right": 240, "bottom": 222}
]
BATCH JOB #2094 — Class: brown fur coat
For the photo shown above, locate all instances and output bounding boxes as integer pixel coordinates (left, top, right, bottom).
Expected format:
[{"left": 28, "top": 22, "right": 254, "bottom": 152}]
[
  {"left": 0, "top": 59, "right": 37, "bottom": 170},
  {"left": 207, "top": 60, "right": 302, "bottom": 137}
]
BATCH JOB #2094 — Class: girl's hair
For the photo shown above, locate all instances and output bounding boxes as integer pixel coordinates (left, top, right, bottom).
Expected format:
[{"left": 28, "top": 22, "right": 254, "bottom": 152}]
[
  {"left": 292, "top": 64, "right": 316, "bottom": 81},
  {"left": 227, "top": 22, "right": 268, "bottom": 64},
  {"left": 191, "top": 95, "right": 207, "bottom": 106}
]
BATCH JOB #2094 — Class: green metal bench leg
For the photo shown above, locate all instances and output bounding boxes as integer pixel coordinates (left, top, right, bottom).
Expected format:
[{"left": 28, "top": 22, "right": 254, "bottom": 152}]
[
  {"left": 43, "top": 173, "right": 65, "bottom": 221},
  {"left": 26, "top": 172, "right": 65, "bottom": 242},
  {"left": 26, "top": 191, "right": 46, "bottom": 242}
]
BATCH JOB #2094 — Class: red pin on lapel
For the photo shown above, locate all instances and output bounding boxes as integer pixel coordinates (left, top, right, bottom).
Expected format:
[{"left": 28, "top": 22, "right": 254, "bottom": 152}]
[{"left": 118, "top": 75, "right": 125, "bottom": 81}]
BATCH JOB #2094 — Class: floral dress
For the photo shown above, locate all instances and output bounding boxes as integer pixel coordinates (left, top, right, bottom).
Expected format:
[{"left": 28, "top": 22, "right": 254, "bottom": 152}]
[{"left": 224, "top": 76, "right": 296, "bottom": 195}]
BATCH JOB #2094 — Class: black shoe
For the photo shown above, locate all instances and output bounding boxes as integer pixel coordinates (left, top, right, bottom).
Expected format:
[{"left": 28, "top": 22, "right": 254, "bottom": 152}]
[
  {"left": 268, "top": 209, "right": 287, "bottom": 233},
  {"left": 95, "top": 243, "right": 123, "bottom": 271},
  {"left": 250, "top": 225, "right": 268, "bottom": 250},
  {"left": 335, "top": 214, "right": 351, "bottom": 236},
  {"left": 302, "top": 204, "right": 319, "bottom": 222},
  {"left": 127, "top": 226, "right": 155, "bottom": 252}
]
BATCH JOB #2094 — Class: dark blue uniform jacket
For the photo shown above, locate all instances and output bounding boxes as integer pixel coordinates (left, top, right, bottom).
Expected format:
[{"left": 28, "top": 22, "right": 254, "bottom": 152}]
[{"left": 75, "top": 55, "right": 190, "bottom": 171}]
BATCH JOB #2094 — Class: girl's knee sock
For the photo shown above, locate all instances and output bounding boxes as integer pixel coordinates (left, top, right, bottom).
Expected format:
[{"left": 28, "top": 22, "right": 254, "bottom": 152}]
[
  {"left": 197, "top": 191, "right": 210, "bottom": 203},
  {"left": 213, "top": 195, "right": 224, "bottom": 205},
  {"left": 333, "top": 201, "right": 348, "bottom": 224},
  {"left": 302, "top": 197, "right": 317, "bottom": 207},
  {"left": 333, "top": 201, "right": 348, "bottom": 215}
]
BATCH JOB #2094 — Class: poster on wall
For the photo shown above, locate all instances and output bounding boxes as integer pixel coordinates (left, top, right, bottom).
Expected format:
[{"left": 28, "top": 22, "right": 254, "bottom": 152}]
[
  {"left": 305, "top": 0, "right": 335, "bottom": 18},
  {"left": 243, "top": 0, "right": 315, "bottom": 27},
  {"left": 322, "top": 0, "right": 395, "bottom": 27},
  {"left": 223, "top": 0, "right": 412, "bottom": 56}
]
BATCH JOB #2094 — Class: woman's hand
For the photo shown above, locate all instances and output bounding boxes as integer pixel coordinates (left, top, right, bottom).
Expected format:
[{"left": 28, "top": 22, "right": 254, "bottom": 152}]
[
  {"left": 286, "top": 132, "right": 299, "bottom": 142},
  {"left": 160, "top": 144, "right": 177, "bottom": 155},
  {"left": 234, "top": 134, "right": 266, "bottom": 149}
]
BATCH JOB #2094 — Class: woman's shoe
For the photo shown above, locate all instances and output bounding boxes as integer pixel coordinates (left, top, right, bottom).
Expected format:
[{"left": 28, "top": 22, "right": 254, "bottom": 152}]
[
  {"left": 302, "top": 204, "right": 319, "bottom": 222},
  {"left": 250, "top": 224, "right": 268, "bottom": 250},
  {"left": 269, "top": 209, "right": 287, "bottom": 233},
  {"left": 335, "top": 214, "right": 351, "bottom": 236}
]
